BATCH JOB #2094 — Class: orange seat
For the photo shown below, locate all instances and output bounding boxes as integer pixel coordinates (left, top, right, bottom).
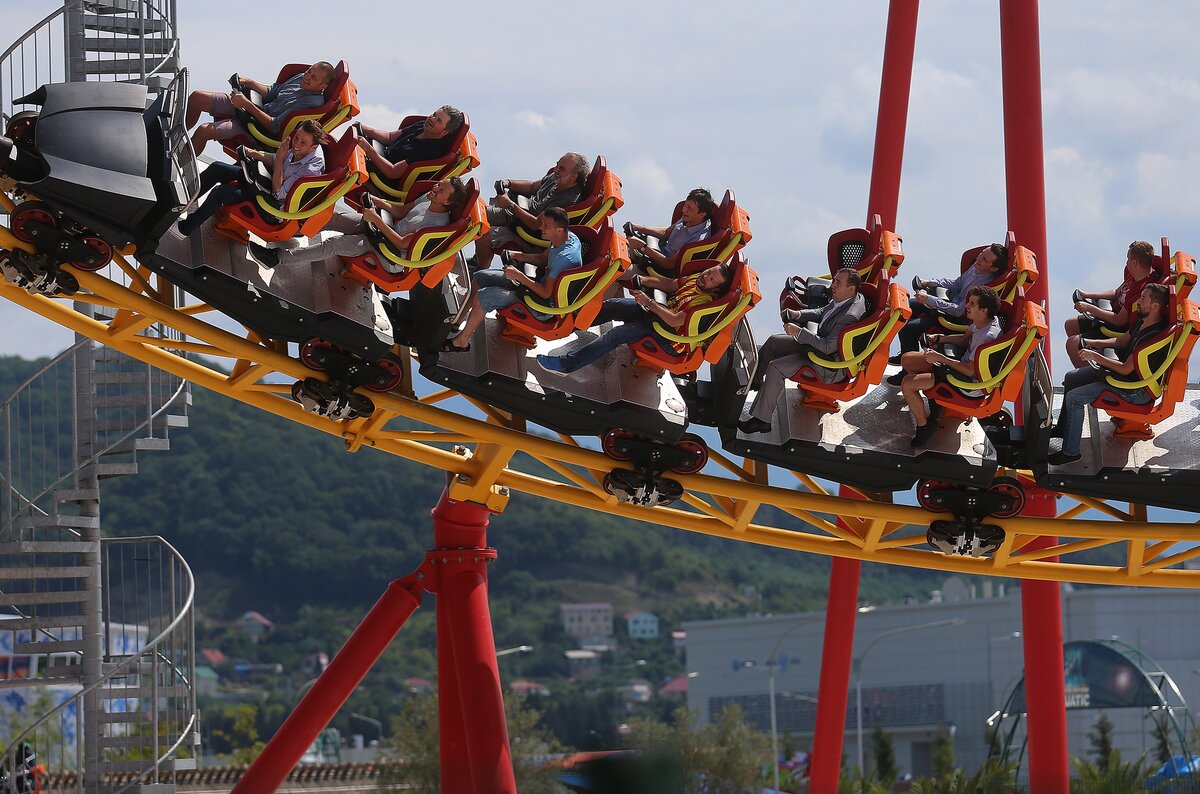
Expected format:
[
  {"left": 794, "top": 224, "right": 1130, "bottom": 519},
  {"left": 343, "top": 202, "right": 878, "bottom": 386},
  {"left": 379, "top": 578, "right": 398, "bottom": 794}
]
[
  {"left": 779, "top": 215, "right": 904, "bottom": 314},
  {"left": 1165, "top": 249, "right": 1197, "bottom": 301},
  {"left": 789, "top": 276, "right": 912, "bottom": 411},
  {"left": 338, "top": 179, "right": 488, "bottom": 293},
  {"left": 345, "top": 114, "right": 480, "bottom": 209},
  {"left": 629, "top": 252, "right": 761, "bottom": 375},
  {"left": 214, "top": 125, "right": 367, "bottom": 244},
  {"left": 497, "top": 221, "right": 631, "bottom": 347},
  {"left": 645, "top": 189, "right": 751, "bottom": 277},
  {"left": 224, "top": 60, "right": 359, "bottom": 152},
  {"left": 512, "top": 156, "right": 624, "bottom": 249},
  {"left": 936, "top": 235, "right": 1039, "bottom": 333},
  {"left": 1091, "top": 288, "right": 1200, "bottom": 438},
  {"left": 924, "top": 288, "right": 1048, "bottom": 419}
]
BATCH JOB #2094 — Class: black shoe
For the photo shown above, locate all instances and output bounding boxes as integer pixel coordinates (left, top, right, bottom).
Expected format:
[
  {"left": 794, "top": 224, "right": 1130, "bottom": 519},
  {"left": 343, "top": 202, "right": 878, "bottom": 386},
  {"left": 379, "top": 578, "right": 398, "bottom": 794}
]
[
  {"left": 247, "top": 242, "right": 279, "bottom": 269},
  {"left": 886, "top": 372, "right": 906, "bottom": 387},
  {"left": 911, "top": 421, "right": 937, "bottom": 447},
  {"left": 1048, "top": 424, "right": 1064, "bottom": 439},
  {"left": 1048, "top": 450, "right": 1081, "bottom": 466},
  {"left": 887, "top": 354, "right": 902, "bottom": 366},
  {"left": 738, "top": 417, "right": 772, "bottom": 434}
]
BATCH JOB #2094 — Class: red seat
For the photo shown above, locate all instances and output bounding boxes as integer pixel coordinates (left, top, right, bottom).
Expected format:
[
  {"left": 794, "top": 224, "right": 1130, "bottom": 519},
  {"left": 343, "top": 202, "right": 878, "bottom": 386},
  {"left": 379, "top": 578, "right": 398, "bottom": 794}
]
[
  {"left": 223, "top": 60, "right": 359, "bottom": 152},
  {"left": 338, "top": 178, "right": 488, "bottom": 293},
  {"left": 512, "top": 156, "right": 624, "bottom": 249},
  {"left": 936, "top": 235, "right": 1039, "bottom": 333},
  {"left": 628, "top": 252, "right": 761, "bottom": 375},
  {"left": 779, "top": 215, "right": 904, "bottom": 314},
  {"left": 924, "top": 288, "right": 1048, "bottom": 420},
  {"left": 345, "top": 114, "right": 480, "bottom": 209},
  {"left": 1091, "top": 288, "right": 1200, "bottom": 438},
  {"left": 645, "top": 189, "right": 751, "bottom": 277},
  {"left": 789, "top": 276, "right": 912, "bottom": 411},
  {"left": 214, "top": 125, "right": 367, "bottom": 244},
  {"left": 496, "top": 221, "right": 631, "bottom": 347}
]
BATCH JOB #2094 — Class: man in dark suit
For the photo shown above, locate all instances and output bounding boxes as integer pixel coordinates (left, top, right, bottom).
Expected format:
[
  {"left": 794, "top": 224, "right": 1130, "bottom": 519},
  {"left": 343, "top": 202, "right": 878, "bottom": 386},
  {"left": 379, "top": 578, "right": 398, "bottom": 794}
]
[{"left": 739, "top": 267, "right": 867, "bottom": 433}]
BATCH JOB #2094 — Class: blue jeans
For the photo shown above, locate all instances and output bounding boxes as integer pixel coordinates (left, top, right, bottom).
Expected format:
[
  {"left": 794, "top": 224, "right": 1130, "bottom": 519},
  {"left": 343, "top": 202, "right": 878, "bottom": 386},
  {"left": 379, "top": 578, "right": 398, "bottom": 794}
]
[
  {"left": 473, "top": 269, "right": 523, "bottom": 312},
  {"left": 555, "top": 297, "right": 658, "bottom": 372},
  {"left": 179, "top": 162, "right": 248, "bottom": 235},
  {"left": 1059, "top": 375, "right": 1151, "bottom": 455}
]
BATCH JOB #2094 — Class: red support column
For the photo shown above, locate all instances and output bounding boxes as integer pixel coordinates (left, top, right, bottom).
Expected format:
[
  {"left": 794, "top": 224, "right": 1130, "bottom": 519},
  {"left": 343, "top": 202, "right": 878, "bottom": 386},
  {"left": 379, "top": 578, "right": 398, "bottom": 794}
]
[
  {"left": 430, "top": 489, "right": 517, "bottom": 794},
  {"left": 810, "top": 4, "right": 918, "bottom": 791},
  {"left": 998, "top": 2, "right": 1069, "bottom": 791},
  {"left": 232, "top": 577, "right": 423, "bottom": 794}
]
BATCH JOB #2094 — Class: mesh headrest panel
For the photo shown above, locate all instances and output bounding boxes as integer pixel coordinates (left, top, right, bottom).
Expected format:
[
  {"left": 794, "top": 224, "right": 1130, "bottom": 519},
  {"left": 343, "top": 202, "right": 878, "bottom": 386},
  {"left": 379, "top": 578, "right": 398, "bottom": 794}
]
[{"left": 839, "top": 241, "right": 866, "bottom": 268}]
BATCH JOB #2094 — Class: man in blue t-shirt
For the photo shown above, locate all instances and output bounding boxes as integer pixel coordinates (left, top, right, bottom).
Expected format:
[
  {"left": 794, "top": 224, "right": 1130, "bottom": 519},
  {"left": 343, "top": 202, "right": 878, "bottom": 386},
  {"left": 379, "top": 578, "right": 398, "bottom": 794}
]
[
  {"left": 444, "top": 207, "right": 582, "bottom": 352},
  {"left": 186, "top": 61, "right": 335, "bottom": 155}
]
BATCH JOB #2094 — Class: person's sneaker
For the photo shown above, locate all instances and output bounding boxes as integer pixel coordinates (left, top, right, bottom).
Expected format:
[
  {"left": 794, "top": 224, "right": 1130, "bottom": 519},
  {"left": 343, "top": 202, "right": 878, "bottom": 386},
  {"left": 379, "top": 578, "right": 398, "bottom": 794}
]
[
  {"left": 247, "top": 242, "right": 280, "bottom": 269},
  {"left": 911, "top": 421, "right": 937, "bottom": 447},
  {"left": 886, "top": 372, "right": 906, "bottom": 387},
  {"left": 1047, "top": 450, "right": 1082, "bottom": 466},
  {"left": 537, "top": 354, "right": 568, "bottom": 374},
  {"left": 738, "top": 417, "right": 772, "bottom": 434},
  {"left": 887, "top": 354, "right": 902, "bottom": 366}
]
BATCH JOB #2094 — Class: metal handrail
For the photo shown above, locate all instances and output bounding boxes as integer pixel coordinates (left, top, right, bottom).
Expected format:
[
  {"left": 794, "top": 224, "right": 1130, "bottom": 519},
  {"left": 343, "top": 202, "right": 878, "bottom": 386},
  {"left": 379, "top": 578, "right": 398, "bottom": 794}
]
[
  {"left": 1, "top": 535, "right": 197, "bottom": 782},
  {"left": 0, "top": 2, "right": 74, "bottom": 66}
]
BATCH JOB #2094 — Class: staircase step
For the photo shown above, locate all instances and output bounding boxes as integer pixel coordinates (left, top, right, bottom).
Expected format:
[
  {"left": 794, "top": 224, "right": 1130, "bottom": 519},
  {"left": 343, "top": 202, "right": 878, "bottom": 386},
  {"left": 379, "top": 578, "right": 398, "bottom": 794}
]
[
  {"left": 0, "top": 540, "right": 98, "bottom": 554},
  {"left": 53, "top": 488, "right": 101, "bottom": 503},
  {"left": 102, "top": 684, "right": 188, "bottom": 700},
  {"left": 106, "top": 437, "right": 171, "bottom": 455},
  {"left": 103, "top": 660, "right": 162, "bottom": 676},
  {"left": 79, "top": 462, "right": 138, "bottom": 479},
  {"left": 0, "top": 614, "right": 85, "bottom": 631},
  {"left": 0, "top": 565, "right": 92, "bottom": 580},
  {"left": 15, "top": 638, "right": 86, "bottom": 654},
  {"left": 12, "top": 514, "right": 100, "bottom": 530},
  {"left": 84, "top": 0, "right": 143, "bottom": 13},
  {"left": 0, "top": 673, "right": 81, "bottom": 690},
  {"left": 81, "top": 14, "right": 169, "bottom": 35},
  {"left": 104, "top": 759, "right": 175, "bottom": 774},
  {"left": 91, "top": 393, "right": 155, "bottom": 408},
  {"left": 84, "top": 37, "right": 173, "bottom": 55},
  {"left": 81, "top": 56, "right": 177, "bottom": 77},
  {"left": 97, "top": 709, "right": 156, "bottom": 724},
  {"left": 0, "top": 590, "right": 86, "bottom": 607},
  {"left": 92, "top": 370, "right": 150, "bottom": 385},
  {"left": 100, "top": 734, "right": 177, "bottom": 750}
]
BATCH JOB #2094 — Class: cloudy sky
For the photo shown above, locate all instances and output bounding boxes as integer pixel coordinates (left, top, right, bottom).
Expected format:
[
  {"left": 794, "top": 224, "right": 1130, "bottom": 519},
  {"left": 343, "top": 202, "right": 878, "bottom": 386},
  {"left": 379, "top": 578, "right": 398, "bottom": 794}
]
[{"left": 2, "top": 1, "right": 1198, "bottom": 376}]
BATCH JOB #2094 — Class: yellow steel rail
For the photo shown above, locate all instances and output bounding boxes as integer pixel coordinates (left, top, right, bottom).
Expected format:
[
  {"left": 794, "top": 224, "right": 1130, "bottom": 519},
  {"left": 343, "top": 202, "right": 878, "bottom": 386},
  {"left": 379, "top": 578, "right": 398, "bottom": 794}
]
[{"left": 2, "top": 241, "right": 1198, "bottom": 588}]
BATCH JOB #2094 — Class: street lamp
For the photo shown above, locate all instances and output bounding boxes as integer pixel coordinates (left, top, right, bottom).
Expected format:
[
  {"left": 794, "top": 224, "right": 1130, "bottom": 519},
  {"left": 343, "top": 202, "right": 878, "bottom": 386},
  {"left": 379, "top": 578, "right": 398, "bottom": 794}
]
[
  {"left": 854, "top": 618, "right": 966, "bottom": 778},
  {"left": 761, "top": 616, "right": 824, "bottom": 794},
  {"left": 349, "top": 712, "right": 382, "bottom": 744},
  {"left": 495, "top": 644, "right": 534, "bottom": 657}
]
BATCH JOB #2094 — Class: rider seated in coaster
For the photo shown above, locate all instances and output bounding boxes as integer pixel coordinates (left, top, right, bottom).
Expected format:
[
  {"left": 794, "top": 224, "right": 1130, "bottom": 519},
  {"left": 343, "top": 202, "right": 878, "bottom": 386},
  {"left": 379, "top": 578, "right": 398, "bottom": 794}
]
[
  {"left": 186, "top": 62, "right": 335, "bottom": 156},
  {"left": 896, "top": 285, "right": 1002, "bottom": 447},
  {"left": 445, "top": 207, "right": 582, "bottom": 352},
  {"left": 246, "top": 177, "right": 469, "bottom": 270},
  {"left": 625, "top": 188, "right": 714, "bottom": 273},
  {"left": 177, "top": 120, "right": 329, "bottom": 236},
  {"left": 470, "top": 153, "right": 588, "bottom": 270},
  {"left": 1049, "top": 282, "right": 1170, "bottom": 465},
  {"left": 737, "top": 267, "right": 866, "bottom": 434},
  {"left": 1064, "top": 240, "right": 1157, "bottom": 367},
  {"left": 357, "top": 105, "right": 464, "bottom": 179},
  {"left": 535, "top": 263, "right": 731, "bottom": 374},
  {"left": 895, "top": 243, "right": 1007, "bottom": 358}
]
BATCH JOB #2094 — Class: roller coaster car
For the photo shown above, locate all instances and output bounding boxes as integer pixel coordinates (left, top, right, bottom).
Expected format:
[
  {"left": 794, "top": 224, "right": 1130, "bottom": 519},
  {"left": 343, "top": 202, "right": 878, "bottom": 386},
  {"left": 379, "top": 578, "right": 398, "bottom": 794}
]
[
  {"left": 496, "top": 221, "right": 631, "bottom": 347},
  {"left": 345, "top": 115, "right": 480, "bottom": 208},
  {"left": 338, "top": 181, "right": 488, "bottom": 293},
  {"left": 933, "top": 235, "right": 1038, "bottom": 334},
  {"left": 787, "top": 277, "right": 912, "bottom": 411},
  {"left": 779, "top": 214, "right": 904, "bottom": 311},
  {"left": 223, "top": 61, "right": 359, "bottom": 151},
  {"left": 0, "top": 74, "right": 198, "bottom": 294},
  {"left": 511, "top": 156, "right": 624, "bottom": 249},
  {"left": 637, "top": 189, "right": 752, "bottom": 277},
  {"left": 212, "top": 126, "right": 368, "bottom": 244},
  {"left": 629, "top": 252, "right": 761, "bottom": 375}
]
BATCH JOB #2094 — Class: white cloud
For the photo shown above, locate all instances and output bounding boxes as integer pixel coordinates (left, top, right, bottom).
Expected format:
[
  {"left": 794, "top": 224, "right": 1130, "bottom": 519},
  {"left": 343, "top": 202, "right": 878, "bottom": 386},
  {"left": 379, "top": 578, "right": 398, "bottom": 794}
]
[
  {"left": 515, "top": 111, "right": 551, "bottom": 130},
  {"left": 355, "top": 103, "right": 420, "bottom": 134}
]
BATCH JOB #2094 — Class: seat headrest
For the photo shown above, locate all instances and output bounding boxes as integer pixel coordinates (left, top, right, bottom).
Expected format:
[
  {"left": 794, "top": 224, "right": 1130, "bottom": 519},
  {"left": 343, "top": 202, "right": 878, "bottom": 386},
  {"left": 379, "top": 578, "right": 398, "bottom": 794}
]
[
  {"left": 325, "top": 125, "right": 360, "bottom": 164},
  {"left": 581, "top": 155, "right": 606, "bottom": 196},
  {"left": 326, "top": 60, "right": 349, "bottom": 100},
  {"left": 858, "top": 281, "right": 880, "bottom": 311}
]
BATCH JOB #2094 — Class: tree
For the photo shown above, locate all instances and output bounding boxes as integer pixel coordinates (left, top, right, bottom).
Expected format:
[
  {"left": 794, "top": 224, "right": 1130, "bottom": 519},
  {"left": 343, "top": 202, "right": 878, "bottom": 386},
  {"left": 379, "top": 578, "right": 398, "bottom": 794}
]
[
  {"left": 932, "top": 724, "right": 955, "bottom": 779},
  {"left": 1070, "top": 749, "right": 1150, "bottom": 793},
  {"left": 208, "top": 703, "right": 265, "bottom": 765},
  {"left": 1088, "top": 711, "right": 1115, "bottom": 772},
  {"left": 624, "top": 704, "right": 768, "bottom": 794},
  {"left": 870, "top": 724, "right": 898, "bottom": 786},
  {"left": 378, "top": 693, "right": 565, "bottom": 794},
  {"left": 1151, "top": 713, "right": 1174, "bottom": 766}
]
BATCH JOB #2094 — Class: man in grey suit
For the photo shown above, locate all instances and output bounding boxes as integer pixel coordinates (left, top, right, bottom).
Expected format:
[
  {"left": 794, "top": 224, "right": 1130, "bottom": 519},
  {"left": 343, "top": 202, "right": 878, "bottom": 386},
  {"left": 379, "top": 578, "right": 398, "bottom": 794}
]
[{"left": 739, "top": 267, "right": 867, "bottom": 434}]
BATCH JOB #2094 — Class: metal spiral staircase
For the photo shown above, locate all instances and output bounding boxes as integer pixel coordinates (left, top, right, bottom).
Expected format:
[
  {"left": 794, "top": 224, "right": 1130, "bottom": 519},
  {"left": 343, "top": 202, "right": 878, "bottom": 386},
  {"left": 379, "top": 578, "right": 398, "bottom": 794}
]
[{"left": 1, "top": 3, "right": 195, "bottom": 792}]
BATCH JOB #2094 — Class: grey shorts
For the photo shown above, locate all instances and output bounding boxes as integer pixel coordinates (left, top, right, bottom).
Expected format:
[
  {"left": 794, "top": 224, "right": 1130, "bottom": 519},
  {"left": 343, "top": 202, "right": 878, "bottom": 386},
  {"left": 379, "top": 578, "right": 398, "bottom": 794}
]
[
  {"left": 485, "top": 205, "right": 538, "bottom": 252},
  {"left": 204, "top": 91, "right": 249, "bottom": 141}
]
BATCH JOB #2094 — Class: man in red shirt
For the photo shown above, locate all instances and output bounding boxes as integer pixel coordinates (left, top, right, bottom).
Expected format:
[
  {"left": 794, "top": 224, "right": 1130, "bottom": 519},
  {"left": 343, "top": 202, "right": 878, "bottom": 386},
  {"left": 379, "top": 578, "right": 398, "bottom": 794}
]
[{"left": 1064, "top": 240, "right": 1157, "bottom": 367}]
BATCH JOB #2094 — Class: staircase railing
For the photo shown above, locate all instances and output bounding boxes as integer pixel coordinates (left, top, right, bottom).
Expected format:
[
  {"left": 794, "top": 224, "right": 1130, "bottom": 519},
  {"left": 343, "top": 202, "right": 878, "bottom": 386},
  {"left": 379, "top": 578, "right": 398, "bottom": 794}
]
[{"left": 1, "top": 535, "right": 196, "bottom": 793}]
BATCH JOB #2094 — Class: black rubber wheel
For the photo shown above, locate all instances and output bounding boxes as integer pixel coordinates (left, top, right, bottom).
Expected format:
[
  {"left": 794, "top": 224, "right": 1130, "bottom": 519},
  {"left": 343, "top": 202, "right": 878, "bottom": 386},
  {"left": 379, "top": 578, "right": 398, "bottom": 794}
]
[
  {"left": 987, "top": 475, "right": 1026, "bottom": 519},
  {"left": 670, "top": 433, "right": 708, "bottom": 475},
  {"left": 290, "top": 381, "right": 306, "bottom": 402},
  {"left": 365, "top": 357, "right": 403, "bottom": 392},
  {"left": 55, "top": 270, "right": 79, "bottom": 295},
  {"left": 348, "top": 392, "right": 376, "bottom": 417},
  {"left": 10, "top": 201, "right": 55, "bottom": 244},
  {"left": 915, "top": 479, "right": 953, "bottom": 513}
]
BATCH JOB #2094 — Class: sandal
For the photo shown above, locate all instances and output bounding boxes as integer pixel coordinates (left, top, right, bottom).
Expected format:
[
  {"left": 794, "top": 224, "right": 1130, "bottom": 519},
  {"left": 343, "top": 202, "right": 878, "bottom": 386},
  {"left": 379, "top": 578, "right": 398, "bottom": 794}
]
[{"left": 439, "top": 339, "right": 471, "bottom": 354}]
